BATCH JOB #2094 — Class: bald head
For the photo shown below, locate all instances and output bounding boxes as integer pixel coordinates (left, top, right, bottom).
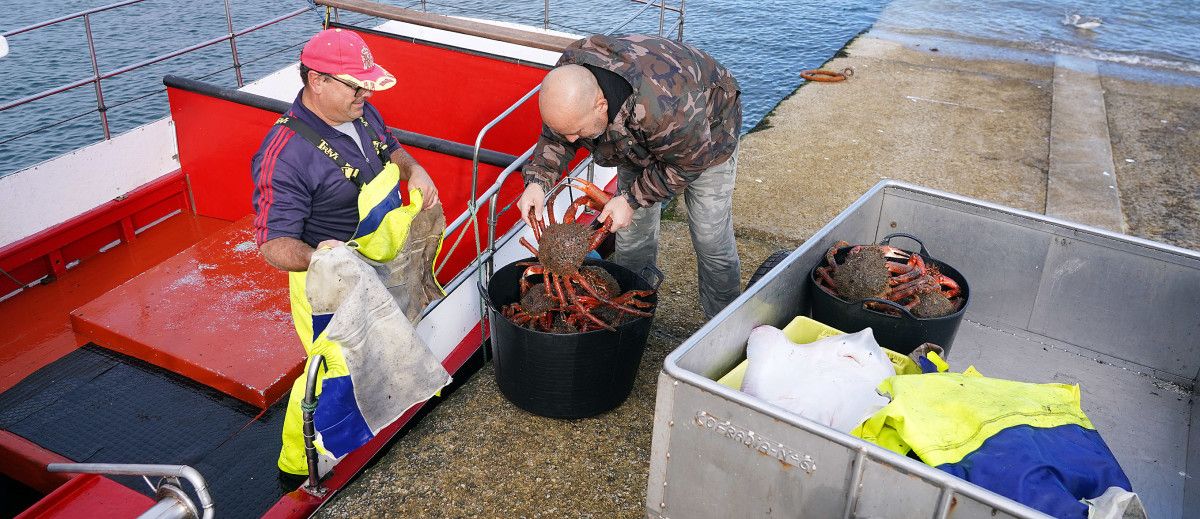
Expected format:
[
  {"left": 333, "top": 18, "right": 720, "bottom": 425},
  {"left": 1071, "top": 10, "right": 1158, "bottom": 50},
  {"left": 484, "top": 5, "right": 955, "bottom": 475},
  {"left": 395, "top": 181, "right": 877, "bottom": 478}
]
[{"left": 539, "top": 64, "right": 608, "bottom": 142}]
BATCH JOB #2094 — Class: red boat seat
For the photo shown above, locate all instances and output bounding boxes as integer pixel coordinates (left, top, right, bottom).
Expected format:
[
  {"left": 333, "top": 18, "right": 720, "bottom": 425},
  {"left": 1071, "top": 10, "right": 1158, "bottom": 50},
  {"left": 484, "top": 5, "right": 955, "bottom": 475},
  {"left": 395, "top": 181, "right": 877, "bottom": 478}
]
[{"left": 70, "top": 216, "right": 302, "bottom": 409}]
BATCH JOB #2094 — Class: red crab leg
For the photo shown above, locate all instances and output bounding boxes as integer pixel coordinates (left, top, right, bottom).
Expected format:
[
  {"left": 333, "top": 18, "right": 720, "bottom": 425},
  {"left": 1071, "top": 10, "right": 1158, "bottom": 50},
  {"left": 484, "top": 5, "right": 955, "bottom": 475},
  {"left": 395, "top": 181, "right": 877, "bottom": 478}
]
[
  {"left": 551, "top": 274, "right": 570, "bottom": 308},
  {"left": 562, "top": 198, "right": 590, "bottom": 225},
  {"left": 576, "top": 293, "right": 654, "bottom": 317},
  {"left": 519, "top": 236, "right": 539, "bottom": 258},
  {"left": 889, "top": 277, "right": 937, "bottom": 301},
  {"left": 526, "top": 207, "right": 544, "bottom": 242},
  {"left": 864, "top": 300, "right": 904, "bottom": 316},
  {"left": 816, "top": 266, "right": 837, "bottom": 290},
  {"left": 564, "top": 282, "right": 616, "bottom": 331},
  {"left": 878, "top": 245, "right": 910, "bottom": 260},
  {"left": 586, "top": 220, "right": 613, "bottom": 253},
  {"left": 934, "top": 273, "right": 961, "bottom": 298},
  {"left": 564, "top": 312, "right": 599, "bottom": 332},
  {"left": 519, "top": 264, "right": 545, "bottom": 295},
  {"left": 888, "top": 255, "right": 926, "bottom": 285},
  {"left": 561, "top": 178, "right": 613, "bottom": 225},
  {"left": 825, "top": 241, "right": 849, "bottom": 269},
  {"left": 536, "top": 313, "right": 554, "bottom": 332},
  {"left": 574, "top": 279, "right": 654, "bottom": 317},
  {"left": 545, "top": 183, "right": 567, "bottom": 226},
  {"left": 567, "top": 178, "right": 612, "bottom": 210},
  {"left": 609, "top": 290, "right": 656, "bottom": 308}
]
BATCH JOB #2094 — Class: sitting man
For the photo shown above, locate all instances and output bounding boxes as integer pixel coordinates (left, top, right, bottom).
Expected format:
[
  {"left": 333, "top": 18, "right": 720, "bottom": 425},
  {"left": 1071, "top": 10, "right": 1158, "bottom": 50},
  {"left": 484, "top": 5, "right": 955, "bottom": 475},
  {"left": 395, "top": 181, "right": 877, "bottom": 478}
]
[{"left": 250, "top": 28, "right": 438, "bottom": 478}]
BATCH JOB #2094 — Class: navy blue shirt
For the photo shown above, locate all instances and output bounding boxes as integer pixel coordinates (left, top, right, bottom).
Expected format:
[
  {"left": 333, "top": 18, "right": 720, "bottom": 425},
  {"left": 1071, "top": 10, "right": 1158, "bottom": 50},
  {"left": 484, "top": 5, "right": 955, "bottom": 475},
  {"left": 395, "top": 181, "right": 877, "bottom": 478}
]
[{"left": 251, "top": 92, "right": 401, "bottom": 247}]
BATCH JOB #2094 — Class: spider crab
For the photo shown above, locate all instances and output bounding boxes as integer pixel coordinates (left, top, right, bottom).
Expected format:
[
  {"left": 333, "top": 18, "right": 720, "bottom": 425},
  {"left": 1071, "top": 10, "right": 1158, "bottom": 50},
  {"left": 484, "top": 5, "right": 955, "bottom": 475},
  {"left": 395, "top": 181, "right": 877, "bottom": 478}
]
[
  {"left": 502, "top": 178, "right": 655, "bottom": 332},
  {"left": 815, "top": 240, "right": 961, "bottom": 318}
]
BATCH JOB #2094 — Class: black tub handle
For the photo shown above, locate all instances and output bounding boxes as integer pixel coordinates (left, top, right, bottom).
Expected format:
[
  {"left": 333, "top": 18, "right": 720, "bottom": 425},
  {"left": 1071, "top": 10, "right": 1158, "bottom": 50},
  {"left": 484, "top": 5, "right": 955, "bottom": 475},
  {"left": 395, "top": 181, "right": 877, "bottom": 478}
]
[
  {"left": 477, "top": 280, "right": 497, "bottom": 312},
  {"left": 879, "top": 232, "right": 931, "bottom": 258},
  {"left": 857, "top": 297, "right": 918, "bottom": 319},
  {"left": 639, "top": 265, "right": 665, "bottom": 290}
]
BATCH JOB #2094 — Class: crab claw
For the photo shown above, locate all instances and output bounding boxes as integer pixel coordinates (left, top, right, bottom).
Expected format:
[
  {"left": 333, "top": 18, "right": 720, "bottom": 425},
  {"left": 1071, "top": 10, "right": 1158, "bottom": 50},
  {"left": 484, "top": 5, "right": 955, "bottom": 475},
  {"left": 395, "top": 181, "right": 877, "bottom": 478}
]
[{"left": 878, "top": 245, "right": 911, "bottom": 260}]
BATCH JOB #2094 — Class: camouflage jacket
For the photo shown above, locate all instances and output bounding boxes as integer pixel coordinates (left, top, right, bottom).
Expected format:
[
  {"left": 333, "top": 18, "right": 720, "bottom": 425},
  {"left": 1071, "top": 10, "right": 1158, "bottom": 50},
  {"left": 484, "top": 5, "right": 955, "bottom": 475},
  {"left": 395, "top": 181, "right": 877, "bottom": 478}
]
[{"left": 523, "top": 34, "right": 742, "bottom": 208}]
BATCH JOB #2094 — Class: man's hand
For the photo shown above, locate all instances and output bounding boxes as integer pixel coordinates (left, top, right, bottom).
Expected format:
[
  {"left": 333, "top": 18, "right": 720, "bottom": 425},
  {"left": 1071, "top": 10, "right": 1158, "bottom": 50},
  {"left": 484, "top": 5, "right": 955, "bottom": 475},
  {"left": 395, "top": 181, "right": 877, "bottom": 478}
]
[
  {"left": 599, "top": 195, "right": 635, "bottom": 232},
  {"left": 517, "top": 183, "right": 546, "bottom": 227},
  {"left": 261, "top": 237, "right": 338, "bottom": 272},
  {"left": 406, "top": 166, "right": 439, "bottom": 210}
]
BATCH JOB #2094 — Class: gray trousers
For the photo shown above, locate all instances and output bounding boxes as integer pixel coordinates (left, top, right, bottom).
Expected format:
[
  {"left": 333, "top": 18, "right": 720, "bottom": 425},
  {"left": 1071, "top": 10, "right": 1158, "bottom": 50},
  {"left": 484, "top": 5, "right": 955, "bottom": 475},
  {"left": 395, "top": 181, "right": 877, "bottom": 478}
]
[{"left": 610, "top": 150, "right": 742, "bottom": 318}]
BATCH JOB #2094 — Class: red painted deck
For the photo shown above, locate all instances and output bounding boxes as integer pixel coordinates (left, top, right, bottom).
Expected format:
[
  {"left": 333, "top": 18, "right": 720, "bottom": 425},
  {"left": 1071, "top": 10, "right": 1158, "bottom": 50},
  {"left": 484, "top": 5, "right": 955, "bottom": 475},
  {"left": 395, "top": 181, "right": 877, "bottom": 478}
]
[
  {"left": 0, "top": 213, "right": 230, "bottom": 395},
  {"left": 70, "top": 216, "right": 301, "bottom": 409}
]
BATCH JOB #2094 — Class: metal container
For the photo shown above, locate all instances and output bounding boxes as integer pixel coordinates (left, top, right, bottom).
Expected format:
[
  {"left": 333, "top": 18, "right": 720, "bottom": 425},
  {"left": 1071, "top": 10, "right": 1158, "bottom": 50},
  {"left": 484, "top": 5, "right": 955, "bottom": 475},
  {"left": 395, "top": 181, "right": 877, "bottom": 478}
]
[
  {"left": 647, "top": 181, "right": 1200, "bottom": 519},
  {"left": 809, "top": 233, "right": 971, "bottom": 355}
]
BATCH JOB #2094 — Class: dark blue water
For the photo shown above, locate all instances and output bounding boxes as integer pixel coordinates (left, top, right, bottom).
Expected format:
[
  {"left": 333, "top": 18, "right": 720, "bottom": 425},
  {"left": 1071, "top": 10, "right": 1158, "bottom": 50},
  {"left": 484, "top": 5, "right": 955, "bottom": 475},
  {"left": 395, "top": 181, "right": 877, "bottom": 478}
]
[
  {"left": 0, "top": 0, "right": 885, "bottom": 176},
  {"left": 4, "top": 0, "right": 1199, "bottom": 177}
]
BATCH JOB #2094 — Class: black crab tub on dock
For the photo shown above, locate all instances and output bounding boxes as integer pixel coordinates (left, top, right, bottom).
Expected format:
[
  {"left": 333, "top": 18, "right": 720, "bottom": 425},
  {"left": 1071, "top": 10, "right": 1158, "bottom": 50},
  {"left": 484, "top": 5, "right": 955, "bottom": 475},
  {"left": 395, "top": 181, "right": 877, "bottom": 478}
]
[{"left": 483, "top": 258, "right": 660, "bottom": 419}]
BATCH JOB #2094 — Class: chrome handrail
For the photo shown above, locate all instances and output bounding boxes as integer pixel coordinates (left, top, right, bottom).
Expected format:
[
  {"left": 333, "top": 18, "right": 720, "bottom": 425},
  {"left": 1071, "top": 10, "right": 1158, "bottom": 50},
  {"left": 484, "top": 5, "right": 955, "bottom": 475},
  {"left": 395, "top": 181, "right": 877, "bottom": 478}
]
[
  {"left": 47, "top": 462, "right": 214, "bottom": 519},
  {"left": 468, "top": 87, "right": 542, "bottom": 268},
  {"left": 0, "top": 1, "right": 311, "bottom": 140},
  {"left": 301, "top": 354, "right": 329, "bottom": 496}
]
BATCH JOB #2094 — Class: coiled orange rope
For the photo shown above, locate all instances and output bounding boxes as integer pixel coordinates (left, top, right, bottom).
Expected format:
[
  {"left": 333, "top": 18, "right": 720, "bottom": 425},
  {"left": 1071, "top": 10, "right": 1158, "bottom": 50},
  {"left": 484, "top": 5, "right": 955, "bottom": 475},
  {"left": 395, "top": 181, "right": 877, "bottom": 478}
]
[{"left": 800, "top": 67, "right": 854, "bottom": 82}]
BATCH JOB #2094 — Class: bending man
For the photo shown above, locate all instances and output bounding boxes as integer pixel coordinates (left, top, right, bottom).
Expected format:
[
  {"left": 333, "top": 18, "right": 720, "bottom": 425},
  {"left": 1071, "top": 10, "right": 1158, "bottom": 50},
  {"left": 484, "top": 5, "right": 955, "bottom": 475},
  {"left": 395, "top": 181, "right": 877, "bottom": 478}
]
[{"left": 518, "top": 34, "right": 743, "bottom": 318}]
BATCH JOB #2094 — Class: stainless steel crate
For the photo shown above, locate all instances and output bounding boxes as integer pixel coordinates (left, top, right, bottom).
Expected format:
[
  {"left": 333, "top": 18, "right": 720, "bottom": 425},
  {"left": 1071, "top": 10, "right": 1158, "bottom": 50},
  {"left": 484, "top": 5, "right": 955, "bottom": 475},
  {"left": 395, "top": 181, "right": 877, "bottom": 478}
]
[{"left": 647, "top": 181, "right": 1200, "bottom": 519}]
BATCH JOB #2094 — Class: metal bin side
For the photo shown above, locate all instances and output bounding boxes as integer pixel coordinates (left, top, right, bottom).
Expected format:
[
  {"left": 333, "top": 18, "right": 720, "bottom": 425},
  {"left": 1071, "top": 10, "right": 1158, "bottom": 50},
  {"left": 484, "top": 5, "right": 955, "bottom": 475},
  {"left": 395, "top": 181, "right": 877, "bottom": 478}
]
[{"left": 648, "top": 180, "right": 1200, "bottom": 519}]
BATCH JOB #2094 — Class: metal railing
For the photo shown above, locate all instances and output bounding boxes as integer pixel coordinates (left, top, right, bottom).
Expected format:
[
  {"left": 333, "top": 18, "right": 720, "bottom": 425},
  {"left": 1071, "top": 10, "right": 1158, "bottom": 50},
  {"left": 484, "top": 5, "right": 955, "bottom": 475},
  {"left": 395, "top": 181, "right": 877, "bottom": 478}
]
[
  {"left": 301, "top": 354, "right": 329, "bottom": 497},
  {"left": 47, "top": 463, "right": 214, "bottom": 519},
  {"left": 0, "top": 0, "right": 310, "bottom": 140},
  {"left": 406, "top": 0, "right": 684, "bottom": 37}
]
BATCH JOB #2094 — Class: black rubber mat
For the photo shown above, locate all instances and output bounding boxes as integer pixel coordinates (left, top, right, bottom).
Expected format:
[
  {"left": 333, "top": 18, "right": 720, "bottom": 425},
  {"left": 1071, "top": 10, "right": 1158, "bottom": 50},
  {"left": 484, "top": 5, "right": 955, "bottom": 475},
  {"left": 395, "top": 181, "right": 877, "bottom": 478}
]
[{"left": 0, "top": 345, "right": 288, "bottom": 518}]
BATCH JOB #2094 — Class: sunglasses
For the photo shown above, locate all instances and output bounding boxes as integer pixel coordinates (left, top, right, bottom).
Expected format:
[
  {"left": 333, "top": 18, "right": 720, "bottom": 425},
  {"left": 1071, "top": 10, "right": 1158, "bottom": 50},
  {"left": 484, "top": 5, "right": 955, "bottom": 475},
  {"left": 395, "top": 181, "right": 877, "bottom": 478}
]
[{"left": 321, "top": 73, "right": 369, "bottom": 97}]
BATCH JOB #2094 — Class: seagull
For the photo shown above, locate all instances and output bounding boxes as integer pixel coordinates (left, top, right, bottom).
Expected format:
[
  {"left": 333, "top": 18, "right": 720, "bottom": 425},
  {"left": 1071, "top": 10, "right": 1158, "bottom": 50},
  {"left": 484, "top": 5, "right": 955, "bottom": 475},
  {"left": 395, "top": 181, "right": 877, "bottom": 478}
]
[
  {"left": 1062, "top": 13, "right": 1102, "bottom": 30},
  {"left": 0, "top": 35, "right": 8, "bottom": 59}
]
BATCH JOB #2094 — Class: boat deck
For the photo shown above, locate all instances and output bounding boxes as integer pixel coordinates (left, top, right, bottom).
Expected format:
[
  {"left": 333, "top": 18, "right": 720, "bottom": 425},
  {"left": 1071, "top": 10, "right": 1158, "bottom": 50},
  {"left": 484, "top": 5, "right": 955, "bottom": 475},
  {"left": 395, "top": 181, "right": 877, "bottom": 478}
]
[
  {"left": 69, "top": 216, "right": 300, "bottom": 409},
  {"left": 0, "top": 212, "right": 229, "bottom": 395},
  {"left": 0, "top": 344, "right": 290, "bottom": 516}
]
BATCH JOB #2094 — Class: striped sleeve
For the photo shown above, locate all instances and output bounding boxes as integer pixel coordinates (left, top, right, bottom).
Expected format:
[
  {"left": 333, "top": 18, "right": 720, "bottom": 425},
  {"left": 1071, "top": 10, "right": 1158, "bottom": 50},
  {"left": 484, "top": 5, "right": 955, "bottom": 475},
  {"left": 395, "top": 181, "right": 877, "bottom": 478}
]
[{"left": 250, "top": 126, "right": 310, "bottom": 246}]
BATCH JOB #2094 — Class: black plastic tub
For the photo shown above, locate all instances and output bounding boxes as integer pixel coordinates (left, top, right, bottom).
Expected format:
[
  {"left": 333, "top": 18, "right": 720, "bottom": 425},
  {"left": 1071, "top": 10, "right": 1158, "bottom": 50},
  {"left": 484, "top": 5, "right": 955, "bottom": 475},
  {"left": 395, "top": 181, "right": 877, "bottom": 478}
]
[
  {"left": 808, "top": 233, "right": 970, "bottom": 356},
  {"left": 484, "top": 258, "right": 660, "bottom": 419}
]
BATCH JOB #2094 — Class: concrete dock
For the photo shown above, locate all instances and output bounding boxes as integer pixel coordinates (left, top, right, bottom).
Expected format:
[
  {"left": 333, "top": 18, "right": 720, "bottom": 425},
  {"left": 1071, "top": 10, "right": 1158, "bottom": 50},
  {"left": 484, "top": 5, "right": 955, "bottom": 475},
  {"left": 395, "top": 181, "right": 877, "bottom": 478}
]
[{"left": 319, "top": 32, "right": 1200, "bottom": 517}]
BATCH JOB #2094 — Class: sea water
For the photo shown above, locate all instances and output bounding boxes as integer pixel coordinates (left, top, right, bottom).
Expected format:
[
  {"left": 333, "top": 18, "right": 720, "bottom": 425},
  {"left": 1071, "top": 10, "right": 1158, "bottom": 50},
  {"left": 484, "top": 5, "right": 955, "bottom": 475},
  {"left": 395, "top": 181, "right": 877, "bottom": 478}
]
[{"left": 0, "top": 0, "right": 1197, "bottom": 177}]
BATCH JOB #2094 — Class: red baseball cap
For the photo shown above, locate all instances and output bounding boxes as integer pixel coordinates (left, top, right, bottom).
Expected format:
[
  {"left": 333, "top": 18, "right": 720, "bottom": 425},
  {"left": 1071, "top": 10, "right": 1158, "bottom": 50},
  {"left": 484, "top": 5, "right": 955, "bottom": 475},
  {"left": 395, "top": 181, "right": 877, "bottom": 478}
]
[{"left": 301, "top": 28, "right": 396, "bottom": 91}]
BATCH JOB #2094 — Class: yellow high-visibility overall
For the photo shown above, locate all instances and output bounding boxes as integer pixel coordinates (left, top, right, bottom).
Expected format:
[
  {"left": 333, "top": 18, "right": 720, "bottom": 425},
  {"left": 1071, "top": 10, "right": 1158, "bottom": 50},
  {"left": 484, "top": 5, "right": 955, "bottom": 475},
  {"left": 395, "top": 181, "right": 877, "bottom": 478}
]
[{"left": 271, "top": 114, "right": 438, "bottom": 476}]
